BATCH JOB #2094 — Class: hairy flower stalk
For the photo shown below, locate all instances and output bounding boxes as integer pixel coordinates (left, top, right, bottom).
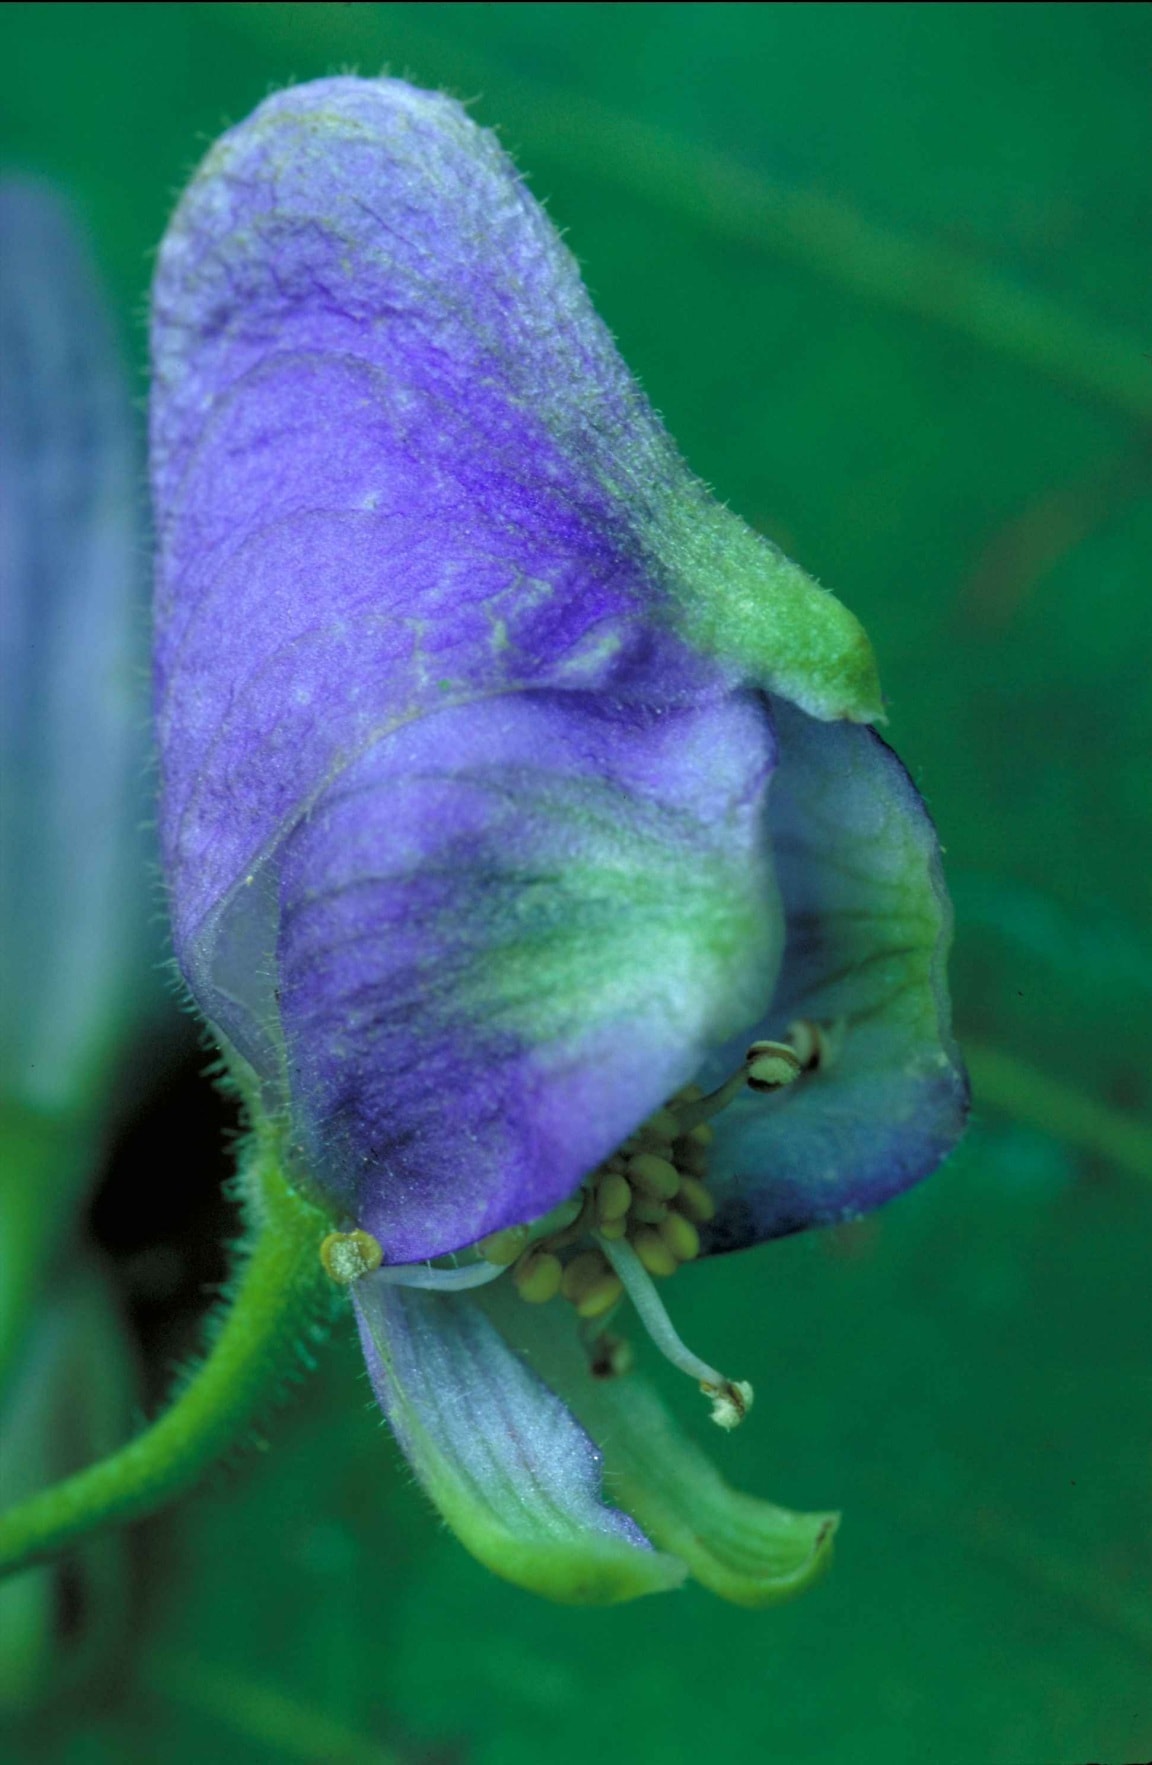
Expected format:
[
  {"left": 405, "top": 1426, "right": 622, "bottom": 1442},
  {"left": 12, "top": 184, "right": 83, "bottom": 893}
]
[{"left": 135, "top": 76, "right": 969, "bottom": 1604}]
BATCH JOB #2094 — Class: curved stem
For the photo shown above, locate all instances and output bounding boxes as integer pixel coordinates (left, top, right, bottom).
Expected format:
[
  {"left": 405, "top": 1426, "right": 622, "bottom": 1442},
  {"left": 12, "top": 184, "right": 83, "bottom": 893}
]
[
  {"left": 0, "top": 1123, "right": 332, "bottom": 1581},
  {"left": 965, "top": 1042, "right": 1152, "bottom": 1182}
]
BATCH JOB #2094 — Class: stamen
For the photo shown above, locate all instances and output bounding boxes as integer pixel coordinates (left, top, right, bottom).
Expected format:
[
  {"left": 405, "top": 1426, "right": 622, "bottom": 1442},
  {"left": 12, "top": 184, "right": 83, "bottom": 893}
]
[
  {"left": 786, "top": 1017, "right": 841, "bottom": 1072},
  {"left": 745, "top": 1040, "right": 803, "bottom": 1092},
  {"left": 587, "top": 1331, "right": 634, "bottom": 1380},
  {"left": 674, "top": 1068, "right": 749, "bottom": 1130},
  {"left": 512, "top": 1248, "right": 563, "bottom": 1304},
  {"left": 478, "top": 1225, "right": 532, "bottom": 1265},
  {"left": 596, "top": 1235, "right": 754, "bottom": 1430}
]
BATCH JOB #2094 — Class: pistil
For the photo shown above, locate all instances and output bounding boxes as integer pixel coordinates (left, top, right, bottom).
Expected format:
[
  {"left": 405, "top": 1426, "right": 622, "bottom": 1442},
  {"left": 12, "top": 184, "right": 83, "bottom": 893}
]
[{"left": 597, "top": 1235, "right": 753, "bottom": 1430}]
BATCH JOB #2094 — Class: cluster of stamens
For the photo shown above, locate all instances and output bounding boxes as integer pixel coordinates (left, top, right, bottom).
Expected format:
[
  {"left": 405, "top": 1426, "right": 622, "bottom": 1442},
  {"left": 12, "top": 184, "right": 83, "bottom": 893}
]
[
  {"left": 477, "top": 1093, "right": 712, "bottom": 1318},
  {"left": 321, "top": 1020, "right": 835, "bottom": 1429}
]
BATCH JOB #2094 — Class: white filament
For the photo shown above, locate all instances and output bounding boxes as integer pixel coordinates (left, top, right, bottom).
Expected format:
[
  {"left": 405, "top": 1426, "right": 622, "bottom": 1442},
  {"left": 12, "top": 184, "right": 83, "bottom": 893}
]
[
  {"left": 372, "top": 1258, "right": 509, "bottom": 1292},
  {"left": 596, "top": 1235, "right": 728, "bottom": 1389}
]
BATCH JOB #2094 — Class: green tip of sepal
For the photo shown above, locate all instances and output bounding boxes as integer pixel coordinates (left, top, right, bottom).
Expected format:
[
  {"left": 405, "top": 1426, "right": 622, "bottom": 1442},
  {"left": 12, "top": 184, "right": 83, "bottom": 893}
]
[
  {"left": 660, "top": 495, "right": 885, "bottom": 725},
  {"left": 480, "top": 1287, "right": 839, "bottom": 1608},
  {"left": 615, "top": 1459, "right": 839, "bottom": 1609},
  {"left": 586, "top": 1371, "right": 839, "bottom": 1607},
  {"left": 353, "top": 1283, "right": 687, "bottom": 1607},
  {"left": 410, "top": 1439, "right": 688, "bottom": 1605}
]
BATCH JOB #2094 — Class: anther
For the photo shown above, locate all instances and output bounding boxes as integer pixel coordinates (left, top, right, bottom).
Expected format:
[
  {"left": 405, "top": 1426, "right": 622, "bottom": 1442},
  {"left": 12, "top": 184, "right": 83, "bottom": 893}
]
[
  {"left": 674, "top": 1175, "right": 716, "bottom": 1223},
  {"left": 597, "top": 1235, "right": 753, "bottom": 1429},
  {"left": 588, "top": 1332, "right": 634, "bottom": 1380},
  {"left": 745, "top": 1040, "right": 802, "bottom": 1092},
  {"left": 561, "top": 1251, "right": 625, "bottom": 1320},
  {"left": 626, "top": 1152, "right": 680, "bottom": 1201},
  {"left": 596, "top": 1172, "right": 632, "bottom": 1223},
  {"left": 320, "top": 1229, "right": 383, "bottom": 1285},
  {"left": 575, "top": 1275, "right": 624, "bottom": 1320},
  {"left": 785, "top": 1018, "right": 836, "bottom": 1072},
  {"left": 631, "top": 1226, "right": 678, "bottom": 1278},
  {"left": 629, "top": 1195, "right": 670, "bottom": 1225},
  {"left": 658, "top": 1212, "right": 700, "bottom": 1263},
  {"left": 561, "top": 1250, "right": 612, "bottom": 1304},
  {"left": 478, "top": 1224, "right": 531, "bottom": 1265},
  {"left": 512, "top": 1249, "right": 563, "bottom": 1303}
]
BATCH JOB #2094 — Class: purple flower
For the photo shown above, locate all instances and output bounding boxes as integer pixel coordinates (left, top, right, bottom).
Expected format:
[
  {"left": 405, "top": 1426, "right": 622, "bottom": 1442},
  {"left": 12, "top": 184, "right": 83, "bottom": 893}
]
[{"left": 151, "top": 78, "right": 967, "bottom": 1603}]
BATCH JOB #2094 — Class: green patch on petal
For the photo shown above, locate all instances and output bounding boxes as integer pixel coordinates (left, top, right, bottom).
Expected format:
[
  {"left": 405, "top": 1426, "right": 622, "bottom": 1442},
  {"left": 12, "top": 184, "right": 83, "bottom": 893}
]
[
  {"left": 484, "top": 1287, "right": 837, "bottom": 1608},
  {"left": 575, "top": 1372, "right": 837, "bottom": 1606},
  {"left": 353, "top": 1281, "right": 686, "bottom": 1605},
  {"left": 657, "top": 492, "right": 885, "bottom": 725}
]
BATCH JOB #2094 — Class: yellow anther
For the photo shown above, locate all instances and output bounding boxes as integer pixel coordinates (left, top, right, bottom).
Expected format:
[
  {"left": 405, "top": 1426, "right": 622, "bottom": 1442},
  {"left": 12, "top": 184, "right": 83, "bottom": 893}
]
[
  {"left": 513, "top": 1249, "right": 563, "bottom": 1303},
  {"left": 596, "top": 1172, "right": 632, "bottom": 1222},
  {"left": 626, "top": 1152, "right": 680, "bottom": 1201},
  {"left": 632, "top": 1227, "right": 678, "bottom": 1279},
  {"left": 639, "top": 1107, "right": 681, "bottom": 1143},
  {"left": 574, "top": 1273, "right": 625, "bottom": 1320},
  {"left": 658, "top": 1212, "right": 700, "bottom": 1263},
  {"left": 674, "top": 1175, "right": 716, "bottom": 1223},
  {"left": 477, "top": 1224, "right": 531, "bottom": 1265},
  {"left": 560, "top": 1249, "right": 613, "bottom": 1304},
  {"left": 598, "top": 1214, "right": 629, "bottom": 1240},
  {"left": 629, "top": 1195, "right": 670, "bottom": 1225},
  {"left": 686, "top": 1122, "right": 714, "bottom": 1148},
  {"left": 745, "top": 1040, "right": 802, "bottom": 1092},
  {"left": 588, "top": 1333, "right": 634, "bottom": 1380},
  {"left": 320, "top": 1229, "right": 383, "bottom": 1285}
]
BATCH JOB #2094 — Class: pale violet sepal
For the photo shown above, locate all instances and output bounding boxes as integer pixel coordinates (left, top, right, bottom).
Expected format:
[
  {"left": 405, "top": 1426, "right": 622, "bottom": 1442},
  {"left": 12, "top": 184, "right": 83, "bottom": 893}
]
[
  {"left": 352, "top": 1275, "right": 686, "bottom": 1604},
  {"left": 0, "top": 180, "right": 151, "bottom": 1112},
  {"left": 702, "top": 697, "right": 968, "bottom": 1249}
]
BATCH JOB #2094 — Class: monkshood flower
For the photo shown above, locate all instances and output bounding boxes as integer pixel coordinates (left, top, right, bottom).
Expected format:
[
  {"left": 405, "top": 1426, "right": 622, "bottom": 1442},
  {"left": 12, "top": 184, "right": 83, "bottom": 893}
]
[{"left": 151, "top": 78, "right": 967, "bottom": 1604}]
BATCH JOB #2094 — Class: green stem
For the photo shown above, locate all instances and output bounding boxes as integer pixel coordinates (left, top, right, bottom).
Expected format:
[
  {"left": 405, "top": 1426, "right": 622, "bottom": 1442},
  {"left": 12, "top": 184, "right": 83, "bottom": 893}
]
[
  {"left": 966, "top": 1042, "right": 1152, "bottom": 1181},
  {"left": 0, "top": 1124, "right": 332, "bottom": 1581}
]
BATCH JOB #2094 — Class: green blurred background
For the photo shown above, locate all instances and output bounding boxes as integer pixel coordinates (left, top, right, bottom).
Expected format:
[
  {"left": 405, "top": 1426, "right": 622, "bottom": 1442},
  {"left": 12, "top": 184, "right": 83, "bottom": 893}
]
[{"left": 2, "top": 5, "right": 1150, "bottom": 1761}]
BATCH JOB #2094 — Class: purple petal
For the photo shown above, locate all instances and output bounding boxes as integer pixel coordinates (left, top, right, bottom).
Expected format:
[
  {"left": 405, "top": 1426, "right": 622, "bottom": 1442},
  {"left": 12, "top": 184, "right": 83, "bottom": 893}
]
[{"left": 701, "top": 697, "right": 968, "bottom": 1251}]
